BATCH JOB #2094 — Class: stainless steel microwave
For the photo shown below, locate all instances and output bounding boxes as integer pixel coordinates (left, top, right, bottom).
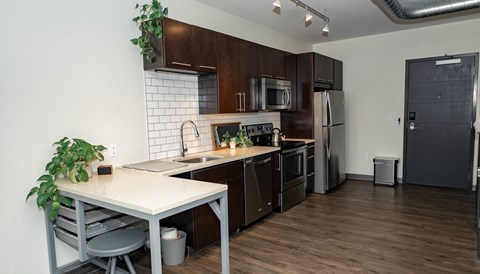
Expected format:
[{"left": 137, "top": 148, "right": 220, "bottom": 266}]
[{"left": 256, "top": 78, "right": 292, "bottom": 111}]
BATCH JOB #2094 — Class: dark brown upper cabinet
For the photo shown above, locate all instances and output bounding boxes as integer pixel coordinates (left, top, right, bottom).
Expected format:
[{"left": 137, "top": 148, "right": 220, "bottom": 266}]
[
  {"left": 193, "top": 26, "right": 217, "bottom": 72},
  {"left": 258, "top": 45, "right": 286, "bottom": 80},
  {"left": 144, "top": 18, "right": 216, "bottom": 73},
  {"left": 314, "top": 53, "right": 334, "bottom": 84},
  {"left": 199, "top": 35, "right": 259, "bottom": 114},
  {"left": 238, "top": 39, "right": 259, "bottom": 112},
  {"left": 216, "top": 33, "right": 240, "bottom": 113},
  {"left": 285, "top": 53, "right": 297, "bottom": 112},
  {"left": 333, "top": 59, "right": 343, "bottom": 91}
]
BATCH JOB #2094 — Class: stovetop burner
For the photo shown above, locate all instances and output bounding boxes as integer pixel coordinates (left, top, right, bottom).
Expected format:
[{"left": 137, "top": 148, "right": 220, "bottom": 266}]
[{"left": 243, "top": 123, "right": 305, "bottom": 150}]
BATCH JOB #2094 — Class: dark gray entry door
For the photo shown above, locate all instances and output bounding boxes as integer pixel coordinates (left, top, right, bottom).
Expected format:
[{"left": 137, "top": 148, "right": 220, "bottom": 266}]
[{"left": 403, "top": 54, "right": 478, "bottom": 189}]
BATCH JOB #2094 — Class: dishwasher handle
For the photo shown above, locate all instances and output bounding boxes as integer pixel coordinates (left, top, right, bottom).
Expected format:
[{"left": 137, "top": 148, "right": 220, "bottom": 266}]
[{"left": 245, "top": 157, "right": 271, "bottom": 166}]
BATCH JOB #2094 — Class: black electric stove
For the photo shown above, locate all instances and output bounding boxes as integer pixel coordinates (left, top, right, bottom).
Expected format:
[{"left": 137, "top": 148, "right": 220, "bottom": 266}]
[
  {"left": 243, "top": 123, "right": 305, "bottom": 150},
  {"left": 244, "top": 122, "right": 307, "bottom": 212}
]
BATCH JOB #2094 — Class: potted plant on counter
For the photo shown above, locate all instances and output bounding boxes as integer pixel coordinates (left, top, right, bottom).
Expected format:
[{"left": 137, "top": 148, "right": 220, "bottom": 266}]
[
  {"left": 26, "top": 137, "right": 106, "bottom": 220},
  {"left": 131, "top": 0, "right": 168, "bottom": 63},
  {"left": 235, "top": 129, "right": 253, "bottom": 148}
]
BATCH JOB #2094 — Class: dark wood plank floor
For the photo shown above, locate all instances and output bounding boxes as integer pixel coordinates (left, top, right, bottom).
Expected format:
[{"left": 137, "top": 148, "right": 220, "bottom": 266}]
[{"left": 67, "top": 180, "right": 480, "bottom": 274}]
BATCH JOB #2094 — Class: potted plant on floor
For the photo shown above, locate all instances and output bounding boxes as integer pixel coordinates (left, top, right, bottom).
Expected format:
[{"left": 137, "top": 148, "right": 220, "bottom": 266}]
[
  {"left": 26, "top": 137, "right": 106, "bottom": 220},
  {"left": 130, "top": 0, "right": 168, "bottom": 63}
]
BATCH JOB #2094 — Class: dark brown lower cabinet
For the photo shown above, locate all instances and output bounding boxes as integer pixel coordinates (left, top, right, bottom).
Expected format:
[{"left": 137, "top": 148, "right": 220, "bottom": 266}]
[
  {"left": 163, "top": 161, "right": 244, "bottom": 250},
  {"left": 272, "top": 151, "right": 280, "bottom": 210},
  {"left": 306, "top": 144, "right": 315, "bottom": 193}
]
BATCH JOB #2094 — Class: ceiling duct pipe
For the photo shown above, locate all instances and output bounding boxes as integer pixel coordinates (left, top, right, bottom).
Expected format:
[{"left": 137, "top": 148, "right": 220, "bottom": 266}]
[{"left": 378, "top": 0, "right": 480, "bottom": 19}]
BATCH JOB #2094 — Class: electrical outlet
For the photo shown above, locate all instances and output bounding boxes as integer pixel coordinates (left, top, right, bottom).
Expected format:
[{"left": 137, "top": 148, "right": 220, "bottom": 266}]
[{"left": 108, "top": 144, "right": 118, "bottom": 157}]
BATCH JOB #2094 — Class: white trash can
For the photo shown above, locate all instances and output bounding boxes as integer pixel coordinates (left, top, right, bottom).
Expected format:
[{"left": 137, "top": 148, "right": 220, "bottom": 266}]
[{"left": 161, "top": 230, "right": 187, "bottom": 265}]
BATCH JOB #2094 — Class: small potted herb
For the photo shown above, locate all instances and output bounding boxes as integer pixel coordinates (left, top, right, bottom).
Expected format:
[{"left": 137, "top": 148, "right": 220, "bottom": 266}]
[
  {"left": 26, "top": 137, "right": 106, "bottom": 220},
  {"left": 221, "top": 131, "right": 232, "bottom": 147},
  {"left": 235, "top": 129, "right": 253, "bottom": 148}
]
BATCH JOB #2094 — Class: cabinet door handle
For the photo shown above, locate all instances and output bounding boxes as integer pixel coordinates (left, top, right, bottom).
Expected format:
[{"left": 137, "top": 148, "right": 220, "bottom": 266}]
[
  {"left": 236, "top": 92, "right": 242, "bottom": 111},
  {"left": 307, "top": 155, "right": 315, "bottom": 159},
  {"left": 171, "top": 62, "right": 192, "bottom": 67},
  {"left": 260, "top": 74, "right": 273, "bottom": 78},
  {"left": 275, "top": 76, "right": 286, "bottom": 80},
  {"left": 242, "top": 92, "right": 246, "bottom": 112},
  {"left": 317, "top": 78, "right": 326, "bottom": 82},
  {"left": 198, "top": 65, "right": 216, "bottom": 70}
]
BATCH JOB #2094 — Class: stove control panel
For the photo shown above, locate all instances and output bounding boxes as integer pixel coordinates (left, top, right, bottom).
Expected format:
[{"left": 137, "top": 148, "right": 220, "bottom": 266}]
[{"left": 244, "top": 123, "right": 274, "bottom": 137}]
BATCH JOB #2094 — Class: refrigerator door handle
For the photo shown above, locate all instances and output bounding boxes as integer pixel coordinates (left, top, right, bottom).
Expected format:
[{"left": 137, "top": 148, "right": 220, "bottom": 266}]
[
  {"left": 324, "top": 126, "right": 331, "bottom": 160},
  {"left": 327, "top": 92, "right": 333, "bottom": 126}
]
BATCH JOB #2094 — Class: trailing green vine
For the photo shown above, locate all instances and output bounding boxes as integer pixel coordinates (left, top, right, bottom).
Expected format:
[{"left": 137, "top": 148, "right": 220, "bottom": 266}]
[
  {"left": 131, "top": 0, "right": 168, "bottom": 63},
  {"left": 26, "top": 137, "right": 106, "bottom": 221}
]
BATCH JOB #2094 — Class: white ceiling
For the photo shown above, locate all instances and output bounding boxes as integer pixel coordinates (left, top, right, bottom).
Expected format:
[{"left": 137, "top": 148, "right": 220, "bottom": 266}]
[{"left": 194, "top": 0, "right": 480, "bottom": 44}]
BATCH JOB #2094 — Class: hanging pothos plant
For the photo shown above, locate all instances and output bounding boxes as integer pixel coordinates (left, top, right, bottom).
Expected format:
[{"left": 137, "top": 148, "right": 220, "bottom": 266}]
[
  {"left": 131, "top": 0, "right": 168, "bottom": 63},
  {"left": 26, "top": 137, "right": 106, "bottom": 221}
]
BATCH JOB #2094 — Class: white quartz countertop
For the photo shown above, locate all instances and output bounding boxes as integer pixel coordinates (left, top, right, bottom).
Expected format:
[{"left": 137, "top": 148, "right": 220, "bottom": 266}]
[
  {"left": 163, "top": 146, "right": 280, "bottom": 176},
  {"left": 285, "top": 138, "right": 315, "bottom": 144},
  {"left": 56, "top": 146, "right": 279, "bottom": 215}
]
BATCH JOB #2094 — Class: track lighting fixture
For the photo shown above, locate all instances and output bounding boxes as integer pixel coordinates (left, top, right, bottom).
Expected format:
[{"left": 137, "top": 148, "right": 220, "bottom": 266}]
[
  {"left": 305, "top": 7, "right": 313, "bottom": 22},
  {"left": 273, "top": 0, "right": 330, "bottom": 33},
  {"left": 322, "top": 21, "right": 329, "bottom": 33}
]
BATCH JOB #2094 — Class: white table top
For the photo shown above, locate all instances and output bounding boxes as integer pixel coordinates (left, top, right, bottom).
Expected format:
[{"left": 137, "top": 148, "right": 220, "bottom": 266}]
[{"left": 56, "top": 168, "right": 227, "bottom": 215}]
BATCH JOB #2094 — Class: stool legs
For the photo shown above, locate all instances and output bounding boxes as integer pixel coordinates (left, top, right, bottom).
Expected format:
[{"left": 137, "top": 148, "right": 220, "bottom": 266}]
[
  {"left": 108, "top": 256, "right": 117, "bottom": 274},
  {"left": 123, "top": 255, "right": 136, "bottom": 274}
]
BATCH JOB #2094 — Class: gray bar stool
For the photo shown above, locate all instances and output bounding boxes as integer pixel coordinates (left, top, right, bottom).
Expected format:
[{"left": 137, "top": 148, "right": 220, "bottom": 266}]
[{"left": 87, "top": 229, "right": 147, "bottom": 274}]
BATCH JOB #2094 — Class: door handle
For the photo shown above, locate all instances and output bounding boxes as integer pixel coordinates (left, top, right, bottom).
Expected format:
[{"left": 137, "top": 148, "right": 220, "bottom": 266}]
[{"left": 409, "top": 122, "right": 419, "bottom": 131}]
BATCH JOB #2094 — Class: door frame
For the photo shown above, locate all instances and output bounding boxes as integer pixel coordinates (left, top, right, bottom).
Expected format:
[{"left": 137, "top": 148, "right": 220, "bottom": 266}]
[{"left": 402, "top": 52, "right": 479, "bottom": 188}]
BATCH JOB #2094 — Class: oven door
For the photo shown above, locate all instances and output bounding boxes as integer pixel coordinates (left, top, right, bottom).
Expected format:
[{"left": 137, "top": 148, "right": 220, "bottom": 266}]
[{"left": 280, "top": 146, "right": 307, "bottom": 191}]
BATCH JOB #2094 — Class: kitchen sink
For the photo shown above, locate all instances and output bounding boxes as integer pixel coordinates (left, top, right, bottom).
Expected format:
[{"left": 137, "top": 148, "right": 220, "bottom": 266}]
[{"left": 174, "top": 156, "right": 222, "bottom": 164}]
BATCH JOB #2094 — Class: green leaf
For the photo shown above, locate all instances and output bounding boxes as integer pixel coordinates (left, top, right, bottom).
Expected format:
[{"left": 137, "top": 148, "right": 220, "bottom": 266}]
[
  {"left": 163, "top": 7, "right": 169, "bottom": 16},
  {"left": 60, "top": 196, "right": 73, "bottom": 207},
  {"left": 135, "top": 3, "right": 139, "bottom": 9},
  {"left": 131, "top": 38, "right": 139, "bottom": 45},
  {"left": 36, "top": 194, "right": 49, "bottom": 208},
  {"left": 49, "top": 208, "right": 58, "bottom": 221},
  {"left": 26, "top": 187, "right": 39, "bottom": 200},
  {"left": 147, "top": 25, "right": 154, "bottom": 33},
  {"left": 46, "top": 185, "right": 57, "bottom": 196},
  {"left": 51, "top": 201, "right": 60, "bottom": 210},
  {"left": 79, "top": 170, "right": 89, "bottom": 182},
  {"left": 37, "top": 174, "right": 53, "bottom": 183}
]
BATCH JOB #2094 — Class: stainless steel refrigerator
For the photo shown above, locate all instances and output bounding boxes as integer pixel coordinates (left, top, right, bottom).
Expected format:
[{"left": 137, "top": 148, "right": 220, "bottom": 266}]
[{"left": 314, "top": 90, "right": 346, "bottom": 194}]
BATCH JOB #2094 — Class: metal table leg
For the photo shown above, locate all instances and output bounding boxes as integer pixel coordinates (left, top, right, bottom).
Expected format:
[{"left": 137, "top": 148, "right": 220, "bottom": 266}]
[{"left": 149, "top": 217, "right": 162, "bottom": 274}]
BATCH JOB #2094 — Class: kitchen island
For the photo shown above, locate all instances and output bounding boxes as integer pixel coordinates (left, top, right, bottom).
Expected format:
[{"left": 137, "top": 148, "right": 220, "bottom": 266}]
[{"left": 46, "top": 146, "right": 279, "bottom": 274}]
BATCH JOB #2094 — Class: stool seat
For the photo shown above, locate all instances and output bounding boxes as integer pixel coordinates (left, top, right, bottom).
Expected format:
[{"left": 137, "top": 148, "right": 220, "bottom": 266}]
[{"left": 87, "top": 229, "right": 146, "bottom": 274}]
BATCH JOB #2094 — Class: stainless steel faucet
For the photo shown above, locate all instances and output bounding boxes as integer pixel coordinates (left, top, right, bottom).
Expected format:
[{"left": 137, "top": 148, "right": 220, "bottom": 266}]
[{"left": 180, "top": 120, "right": 200, "bottom": 157}]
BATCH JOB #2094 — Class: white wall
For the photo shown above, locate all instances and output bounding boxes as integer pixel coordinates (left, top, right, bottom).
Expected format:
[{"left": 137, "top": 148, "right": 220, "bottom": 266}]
[
  {"left": 313, "top": 19, "right": 480, "bottom": 178},
  {"left": 0, "top": 0, "right": 309, "bottom": 273}
]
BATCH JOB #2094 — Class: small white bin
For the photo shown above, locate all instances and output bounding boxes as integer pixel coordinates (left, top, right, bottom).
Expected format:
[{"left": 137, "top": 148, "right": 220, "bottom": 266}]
[
  {"left": 161, "top": 230, "right": 187, "bottom": 265},
  {"left": 373, "top": 157, "right": 399, "bottom": 186}
]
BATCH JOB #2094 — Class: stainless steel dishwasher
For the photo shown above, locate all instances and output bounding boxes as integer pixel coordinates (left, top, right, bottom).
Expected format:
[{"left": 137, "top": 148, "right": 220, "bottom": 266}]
[{"left": 244, "top": 153, "right": 273, "bottom": 225}]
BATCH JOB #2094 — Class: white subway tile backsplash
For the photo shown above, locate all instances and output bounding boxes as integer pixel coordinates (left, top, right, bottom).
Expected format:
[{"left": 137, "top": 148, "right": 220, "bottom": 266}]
[
  {"left": 151, "top": 79, "right": 163, "bottom": 86},
  {"left": 145, "top": 71, "right": 280, "bottom": 160},
  {"left": 145, "top": 86, "right": 157, "bottom": 94}
]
